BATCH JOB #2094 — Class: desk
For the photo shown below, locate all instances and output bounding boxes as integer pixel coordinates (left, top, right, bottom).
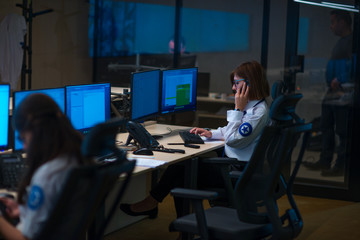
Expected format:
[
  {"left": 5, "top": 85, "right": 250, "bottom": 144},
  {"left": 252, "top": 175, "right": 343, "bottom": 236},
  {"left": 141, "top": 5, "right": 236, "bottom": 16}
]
[
  {"left": 122, "top": 123, "right": 224, "bottom": 176},
  {"left": 104, "top": 123, "right": 224, "bottom": 235}
]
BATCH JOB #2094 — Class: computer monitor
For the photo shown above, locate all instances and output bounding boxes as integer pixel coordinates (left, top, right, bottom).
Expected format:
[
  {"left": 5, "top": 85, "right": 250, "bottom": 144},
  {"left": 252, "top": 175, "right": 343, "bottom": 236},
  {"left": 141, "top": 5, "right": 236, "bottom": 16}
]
[
  {"left": 13, "top": 87, "right": 66, "bottom": 151},
  {"left": 0, "top": 84, "right": 10, "bottom": 151},
  {"left": 66, "top": 83, "right": 111, "bottom": 134},
  {"left": 130, "top": 69, "right": 161, "bottom": 121},
  {"left": 160, "top": 67, "right": 198, "bottom": 115},
  {"left": 197, "top": 72, "right": 210, "bottom": 97}
]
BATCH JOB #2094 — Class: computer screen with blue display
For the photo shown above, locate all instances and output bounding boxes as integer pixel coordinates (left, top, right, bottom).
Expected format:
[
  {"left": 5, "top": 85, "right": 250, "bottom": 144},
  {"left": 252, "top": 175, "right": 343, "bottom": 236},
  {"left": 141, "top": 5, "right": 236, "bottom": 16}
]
[
  {"left": 131, "top": 70, "right": 160, "bottom": 121},
  {"left": 13, "top": 87, "right": 66, "bottom": 151},
  {"left": 0, "top": 85, "right": 10, "bottom": 151},
  {"left": 160, "top": 67, "right": 197, "bottom": 114},
  {"left": 66, "top": 83, "right": 110, "bottom": 134}
]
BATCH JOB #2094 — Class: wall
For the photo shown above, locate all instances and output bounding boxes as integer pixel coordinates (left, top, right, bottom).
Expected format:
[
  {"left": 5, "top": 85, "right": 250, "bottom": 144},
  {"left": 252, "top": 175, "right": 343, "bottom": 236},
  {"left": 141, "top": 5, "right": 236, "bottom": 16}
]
[
  {"left": 183, "top": 0, "right": 264, "bottom": 94},
  {"left": 0, "top": 0, "right": 92, "bottom": 91},
  {"left": 0, "top": 0, "right": 341, "bottom": 96}
]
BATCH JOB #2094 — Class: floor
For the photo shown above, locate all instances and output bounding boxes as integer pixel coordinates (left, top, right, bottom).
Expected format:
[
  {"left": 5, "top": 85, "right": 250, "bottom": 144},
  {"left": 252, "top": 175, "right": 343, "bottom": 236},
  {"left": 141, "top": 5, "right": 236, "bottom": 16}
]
[
  {"left": 104, "top": 194, "right": 360, "bottom": 240},
  {"left": 104, "top": 134, "right": 356, "bottom": 240}
]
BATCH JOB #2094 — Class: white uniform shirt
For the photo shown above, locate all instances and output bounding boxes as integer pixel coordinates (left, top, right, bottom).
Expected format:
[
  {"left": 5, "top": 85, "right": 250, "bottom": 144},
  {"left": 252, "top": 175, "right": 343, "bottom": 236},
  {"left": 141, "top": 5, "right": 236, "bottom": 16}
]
[
  {"left": 16, "top": 155, "right": 78, "bottom": 239},
  {"left": 210, "top": 99, "right": 269, "bottom": 161}
]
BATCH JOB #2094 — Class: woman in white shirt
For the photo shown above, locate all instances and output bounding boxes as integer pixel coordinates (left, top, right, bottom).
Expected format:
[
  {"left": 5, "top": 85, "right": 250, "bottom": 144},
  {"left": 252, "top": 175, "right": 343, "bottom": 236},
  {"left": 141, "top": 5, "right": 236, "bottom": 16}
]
[
  {"left": 120, "top": 60, "right": 270, "bottom": 220},
  {"left": 0, "top": 93, "right": 93, "bottom": 240}
]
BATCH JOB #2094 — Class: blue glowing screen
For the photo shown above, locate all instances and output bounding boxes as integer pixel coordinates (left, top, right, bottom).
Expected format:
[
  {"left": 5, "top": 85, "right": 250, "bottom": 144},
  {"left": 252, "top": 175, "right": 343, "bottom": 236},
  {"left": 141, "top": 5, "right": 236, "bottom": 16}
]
[
  {"left": 131, "top": 70, "right": 161, "bottom": 121},
  {"left": 66, "top": 83, "right": 111, "bottom": 134},
  {"left": 0, "top": 85, "right": 10, "bottom": 150},
  {"left": 89, "top": 0, "right": 249, "bottom": 56},
  {"left": 13, "top": 88, "right": 65, "bottom": 151}
]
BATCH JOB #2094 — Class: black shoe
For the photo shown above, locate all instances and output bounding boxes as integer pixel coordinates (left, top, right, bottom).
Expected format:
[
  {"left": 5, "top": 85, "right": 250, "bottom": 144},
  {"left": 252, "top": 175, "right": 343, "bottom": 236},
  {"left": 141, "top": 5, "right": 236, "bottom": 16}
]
[
  {"left": 120, "top": 203, "right": 158, "bottom": 219},
  {"left": 321, "top": 166, "right": 344, "bottom": 177},
  {"left": 303, "top": 161, "right": 330, "bottom": 171}
]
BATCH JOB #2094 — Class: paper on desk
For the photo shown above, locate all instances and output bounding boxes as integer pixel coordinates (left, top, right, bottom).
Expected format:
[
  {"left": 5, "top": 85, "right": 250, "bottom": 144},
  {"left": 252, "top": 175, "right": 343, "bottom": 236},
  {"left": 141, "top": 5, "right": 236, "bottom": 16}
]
[
  {"left": 201, "top": 136, "right": 224, "bottom": 144},
  {"left": 127, "top": 156, "right": 166, "bottom": 168}
]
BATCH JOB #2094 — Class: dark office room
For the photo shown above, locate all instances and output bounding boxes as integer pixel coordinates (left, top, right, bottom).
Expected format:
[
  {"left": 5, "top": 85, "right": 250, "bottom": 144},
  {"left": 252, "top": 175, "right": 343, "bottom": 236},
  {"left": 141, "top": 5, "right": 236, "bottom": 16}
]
[{"left": 0, "top": 0, "right": 360, "bottom": 239}]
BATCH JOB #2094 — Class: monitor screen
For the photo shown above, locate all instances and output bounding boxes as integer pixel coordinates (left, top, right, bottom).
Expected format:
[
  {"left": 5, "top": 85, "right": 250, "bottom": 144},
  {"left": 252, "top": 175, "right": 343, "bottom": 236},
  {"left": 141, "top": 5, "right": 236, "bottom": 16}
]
[
  {"left": 66, "top": 83, "right": 111, "bottom": 134},
  {"left": 13, "top": 87, "right": 66, "bottom": 151},
  {"left": 160, "top": 67, "right": 198, "bottom": 115},
  {"left": 0, "top": 85, "right": 10, "bottom": 150},
  {"left": 131, "top": 70, "right": 161, "bottom": 121}
]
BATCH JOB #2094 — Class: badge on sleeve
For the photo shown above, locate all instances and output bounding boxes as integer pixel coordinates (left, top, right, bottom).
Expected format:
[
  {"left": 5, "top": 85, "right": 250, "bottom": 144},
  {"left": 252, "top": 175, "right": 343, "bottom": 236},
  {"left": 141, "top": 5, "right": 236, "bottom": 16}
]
[
  {"left": 27, "top": 185, "right": 44, "bottom": 210},
  {"left": 239, "top": 122, "right": 252, "bottom": 137}
]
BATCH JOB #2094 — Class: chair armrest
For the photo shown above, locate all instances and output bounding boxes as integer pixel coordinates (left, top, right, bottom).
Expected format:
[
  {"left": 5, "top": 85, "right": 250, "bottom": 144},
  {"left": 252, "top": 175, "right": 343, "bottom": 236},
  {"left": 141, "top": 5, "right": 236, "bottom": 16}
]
[
  {"left": 171, "top": 188, "right": 216, "bottom": 240},
  {"left": 171, "top": 188, "right": 218, "bottom": 200}
]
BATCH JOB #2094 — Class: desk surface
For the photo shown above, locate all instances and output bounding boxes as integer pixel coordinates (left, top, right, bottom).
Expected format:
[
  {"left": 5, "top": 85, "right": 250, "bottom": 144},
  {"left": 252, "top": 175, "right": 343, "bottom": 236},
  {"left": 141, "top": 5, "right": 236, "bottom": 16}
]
[{"left": 116, "top": 123, "right": 224, "bottom": 175}]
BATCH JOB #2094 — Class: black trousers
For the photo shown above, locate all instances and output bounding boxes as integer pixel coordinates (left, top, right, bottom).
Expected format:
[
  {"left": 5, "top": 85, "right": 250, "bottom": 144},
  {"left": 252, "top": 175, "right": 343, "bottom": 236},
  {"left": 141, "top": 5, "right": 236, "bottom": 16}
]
[
  {"left": 320, "top": 100, "right": 351, "bottom": 168},
  {"left": 150, "top": 161, "right": 227, "bottom": 217}
]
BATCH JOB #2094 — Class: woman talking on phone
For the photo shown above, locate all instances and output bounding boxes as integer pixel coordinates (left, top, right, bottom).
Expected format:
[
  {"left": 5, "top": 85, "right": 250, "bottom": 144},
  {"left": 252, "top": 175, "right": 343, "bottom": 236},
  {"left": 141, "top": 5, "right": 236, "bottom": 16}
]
[
  {"left": 120, "top": 60, "right": 270, "bottom": 221},
  {"left": 191, "top": 60, "right": 270, "bottom": 163}
]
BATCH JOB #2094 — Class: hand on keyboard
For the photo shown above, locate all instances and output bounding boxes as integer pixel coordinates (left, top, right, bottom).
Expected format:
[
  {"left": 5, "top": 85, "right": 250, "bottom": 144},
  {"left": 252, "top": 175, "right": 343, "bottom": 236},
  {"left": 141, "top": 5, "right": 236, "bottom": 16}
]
[
  {"left": 189, "top": 127, "right": 212, "bottom": 138},
  {"left": 179, "top": 131, "right": 204, "bottom": 144}
]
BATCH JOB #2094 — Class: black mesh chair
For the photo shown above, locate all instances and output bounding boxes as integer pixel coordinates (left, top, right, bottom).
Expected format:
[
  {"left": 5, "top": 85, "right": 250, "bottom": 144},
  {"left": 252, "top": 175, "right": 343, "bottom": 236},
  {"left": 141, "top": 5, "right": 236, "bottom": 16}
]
[
  {"left": 169, "top": 125, "right": 304, "bottom": 240},
  {"left": 198, "top": 81, "right": 309, "bottom": 208},
  {"left": 33, "top": 118, "right": 135, "bottom": 240}
]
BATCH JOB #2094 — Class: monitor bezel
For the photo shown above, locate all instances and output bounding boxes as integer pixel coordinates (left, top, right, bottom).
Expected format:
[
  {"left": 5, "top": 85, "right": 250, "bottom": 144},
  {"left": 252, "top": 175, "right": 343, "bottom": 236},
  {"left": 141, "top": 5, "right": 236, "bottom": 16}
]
[
  {"left": 130, "top": 69, "right": 161, "bottom": 122},
  {"left": 159, "top": 67, "right": 198, "bottom": 115},
  {"left": 0, "top": 84, "right": 10, "bottom": 151},
  {"left": 12, "top": 87, "right": 66, "bottom": 153},
  {"left": 65, "top": 82, "right": 111, "bottom": 135}
]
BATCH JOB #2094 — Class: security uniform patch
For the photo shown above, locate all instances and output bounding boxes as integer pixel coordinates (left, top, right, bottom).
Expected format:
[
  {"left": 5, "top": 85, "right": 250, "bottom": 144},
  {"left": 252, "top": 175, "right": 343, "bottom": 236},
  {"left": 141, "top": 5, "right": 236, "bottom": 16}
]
[
  {"left": 28, "top": 185, "right": 44, "bottom": 210},
  {"left": 239, "top": 122, "right": 252, "bottom": 137}
]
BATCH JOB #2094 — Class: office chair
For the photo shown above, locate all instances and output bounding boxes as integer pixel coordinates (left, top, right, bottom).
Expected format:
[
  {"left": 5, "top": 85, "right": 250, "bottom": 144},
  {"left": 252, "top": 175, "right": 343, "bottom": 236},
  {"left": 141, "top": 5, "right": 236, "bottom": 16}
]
[
  {"left": 198, "top": 81, "right": 309, "bottom": 208},
  {"left": 33, "top": 118, "right": 135, "bottom": 240},
  {"left": 169, "top": 125, "right": 304, "bottom": 240}
]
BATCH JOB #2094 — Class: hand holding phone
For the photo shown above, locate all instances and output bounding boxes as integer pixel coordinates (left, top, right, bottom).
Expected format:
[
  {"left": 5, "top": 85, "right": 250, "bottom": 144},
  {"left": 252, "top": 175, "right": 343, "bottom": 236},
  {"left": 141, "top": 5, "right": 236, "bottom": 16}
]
[{"left": 235, "top": 80, "right": 249, "bottom": 111}]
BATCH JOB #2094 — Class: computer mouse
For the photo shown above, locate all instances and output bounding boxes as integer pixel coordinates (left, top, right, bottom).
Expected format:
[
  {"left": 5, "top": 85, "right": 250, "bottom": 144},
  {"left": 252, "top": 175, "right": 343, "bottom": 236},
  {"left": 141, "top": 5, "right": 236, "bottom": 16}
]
[{"left": 133, "top": 148, "right": 154, "bottom": 156}]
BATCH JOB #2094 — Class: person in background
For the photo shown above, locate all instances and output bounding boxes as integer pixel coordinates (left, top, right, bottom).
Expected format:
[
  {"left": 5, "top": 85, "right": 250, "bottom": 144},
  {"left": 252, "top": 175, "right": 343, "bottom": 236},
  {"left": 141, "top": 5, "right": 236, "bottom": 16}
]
[
  {"left": 120, "top": 61, "right": 270, "bottom": 222},
  {"left": 304, "top": 10, "right": 353, "bottom": 176},
  {"left": 0, "top": 93, "right": 93, "bottom": 240},
  {"left": 169, "top": 36, "right": 186, "bottom": 54}
]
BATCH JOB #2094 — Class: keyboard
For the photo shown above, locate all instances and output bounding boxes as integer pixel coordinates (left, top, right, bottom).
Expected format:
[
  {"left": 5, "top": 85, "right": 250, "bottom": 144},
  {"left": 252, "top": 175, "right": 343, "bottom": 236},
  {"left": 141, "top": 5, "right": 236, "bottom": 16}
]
[
  {"left": 179, "top": 131, "right": 205, "bottom": 144},
  {"left": 0, "top": 154, "right": 27, "bottom": 190}
]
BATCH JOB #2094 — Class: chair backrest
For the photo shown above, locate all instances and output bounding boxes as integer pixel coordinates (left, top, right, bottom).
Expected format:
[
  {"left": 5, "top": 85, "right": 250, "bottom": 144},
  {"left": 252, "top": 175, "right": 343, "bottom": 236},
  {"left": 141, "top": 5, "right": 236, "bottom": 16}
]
[
  {"left": 33, "top": 117, "right": 135, "bottom": 240},
  {"left": 33, "top": 160, "right": 136, "bottom": 240},
  {"left": 81, "top": 117, "right": 128, "bottom": 161},
  {"left": 32, "top": 165, "right": 105, "bottom": 240},
  {"left": 270, "top": 80, "right": 304, "bottom": 125},
  {"left": 269, "top": 81, "right": 311, "bottom": 200},
  {"left": 271, "top": 80, "right": 287, "bottom": 100},
  {"left": 233, "top": 125, "right": 304, "bottom": 239},
  {"left": 94, "top": 159, "right": 136, "bottom": 239}
]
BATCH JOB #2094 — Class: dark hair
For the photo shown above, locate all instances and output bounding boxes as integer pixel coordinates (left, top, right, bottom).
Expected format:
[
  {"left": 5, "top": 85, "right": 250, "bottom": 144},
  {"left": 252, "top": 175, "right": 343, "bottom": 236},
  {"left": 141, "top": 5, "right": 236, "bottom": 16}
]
[
  {"left": 230, "top": 61, "right": 270, "bottom": 100},
  {"left": 331, "top": 9, "right": 352, "bottom": 27},
  {"left": 13, "top": 93, "right": 92, "bottom": 203}
]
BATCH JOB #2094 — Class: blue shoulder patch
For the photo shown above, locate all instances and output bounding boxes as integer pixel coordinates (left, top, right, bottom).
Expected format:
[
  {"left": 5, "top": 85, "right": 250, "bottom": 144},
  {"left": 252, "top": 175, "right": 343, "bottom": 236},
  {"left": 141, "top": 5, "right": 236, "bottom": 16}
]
[
  {"left": 27, "top": 185, "right": 44, "bottom": 210},
  {"left": 239, "top": 122, "right": 252, "bottom": 137}
]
